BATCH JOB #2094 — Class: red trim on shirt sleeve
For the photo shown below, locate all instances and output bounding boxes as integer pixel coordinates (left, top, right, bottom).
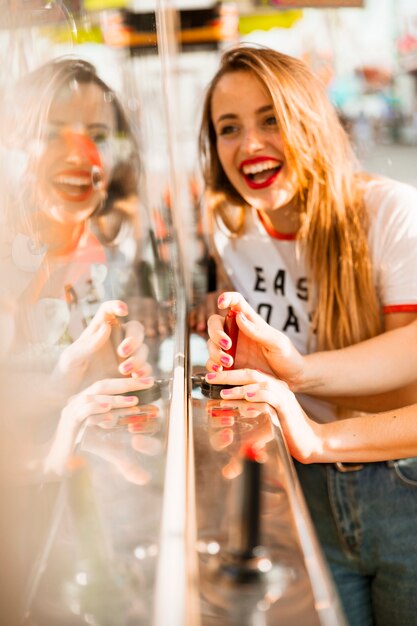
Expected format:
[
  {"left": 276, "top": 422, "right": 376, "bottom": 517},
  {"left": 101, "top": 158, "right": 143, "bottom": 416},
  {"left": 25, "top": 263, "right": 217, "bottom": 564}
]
[{"left": 383, "top": 304, "right": 417, "bottom": 314}]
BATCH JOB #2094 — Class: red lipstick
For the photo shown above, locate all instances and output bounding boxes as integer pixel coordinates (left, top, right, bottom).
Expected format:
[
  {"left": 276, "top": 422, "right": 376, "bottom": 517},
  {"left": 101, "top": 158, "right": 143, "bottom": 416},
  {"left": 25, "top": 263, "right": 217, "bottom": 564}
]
[
  {"left": 52, "top": 169, "right": 94, "bottom": 203},
  {"left": 239, "top": 156, "right": 282, "bottom": 190},
  {"left": 223, "top": 309, "right": 239, "bottom": 369}
]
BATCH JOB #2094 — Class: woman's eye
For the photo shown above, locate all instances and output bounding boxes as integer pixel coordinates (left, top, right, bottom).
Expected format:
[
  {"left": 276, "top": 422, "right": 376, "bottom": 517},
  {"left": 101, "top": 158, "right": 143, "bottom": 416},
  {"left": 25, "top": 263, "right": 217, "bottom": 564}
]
[
  {"left": 218, "top": 125, "right": 238, "bottom": 137},
  {"left": 90, "top": 132, "right": 109, "bottom": 145},
  {"left": 264, "top": 115, "right": 278, "bottom": 127},
  {"left": 45, "top": 126, "right": 60, "bottom": 141}
]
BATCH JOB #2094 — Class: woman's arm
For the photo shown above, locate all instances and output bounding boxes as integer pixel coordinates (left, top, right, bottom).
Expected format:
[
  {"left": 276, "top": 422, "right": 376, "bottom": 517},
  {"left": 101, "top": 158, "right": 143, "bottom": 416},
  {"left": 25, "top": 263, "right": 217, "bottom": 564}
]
[
  {"left": 309, "top": 311, "right": 417, "bottom": 412},
  {"left": 204, "top": 369, "right": 417, "bottom": 463}
]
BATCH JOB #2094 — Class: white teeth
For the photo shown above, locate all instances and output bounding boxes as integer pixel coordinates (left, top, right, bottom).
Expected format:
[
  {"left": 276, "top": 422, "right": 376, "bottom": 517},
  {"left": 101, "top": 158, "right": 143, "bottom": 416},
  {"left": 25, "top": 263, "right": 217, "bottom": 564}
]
[
  {"left": 242, "top": 160, "right": 280, "bottom": 175},
  {"left": 54, "top": 176, "right": 90, "bottom": 186}
]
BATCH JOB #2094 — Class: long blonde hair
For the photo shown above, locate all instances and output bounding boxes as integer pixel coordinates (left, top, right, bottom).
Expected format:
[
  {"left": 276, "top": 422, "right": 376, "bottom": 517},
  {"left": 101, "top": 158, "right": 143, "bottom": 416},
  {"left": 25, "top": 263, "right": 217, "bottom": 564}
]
[{"left": 199, "top": 45, "right": 381, "bottom": 350}]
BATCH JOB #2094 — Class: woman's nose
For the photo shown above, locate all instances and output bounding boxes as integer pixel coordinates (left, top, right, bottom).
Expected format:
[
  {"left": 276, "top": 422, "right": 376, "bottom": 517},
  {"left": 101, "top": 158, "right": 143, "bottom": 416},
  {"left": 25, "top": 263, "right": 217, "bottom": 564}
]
[
  {"left": 62, "top": 131, "right": 102, "bottom": 168},
  {"left": 241, "top": 127, "right": 264, "bottom": 152}
]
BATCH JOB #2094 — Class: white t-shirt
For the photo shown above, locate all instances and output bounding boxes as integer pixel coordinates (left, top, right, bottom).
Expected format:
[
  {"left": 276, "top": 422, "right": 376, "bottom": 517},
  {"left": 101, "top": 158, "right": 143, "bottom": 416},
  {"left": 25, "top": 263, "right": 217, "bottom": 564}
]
[{"left": 214, "top": 177, "right": 417, "bottom": 423}]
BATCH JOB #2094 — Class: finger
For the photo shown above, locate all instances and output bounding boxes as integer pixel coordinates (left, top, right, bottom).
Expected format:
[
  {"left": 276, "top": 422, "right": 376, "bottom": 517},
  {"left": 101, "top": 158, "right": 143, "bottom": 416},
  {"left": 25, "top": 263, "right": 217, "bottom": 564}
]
[
  {"left": 216, "top": 292, "right": 259, "bottom": 321},
  {"left": 127, "top": 416, "right": 160, "bottom": 435},
  {"left": 85, "top": 300, "right": 128, "bottom": 335},
  {"left": 209, "top": 427, "right": 234, "bottom": 451},
  {"left": 88, "top": 376, "right": 154, "bottom": 396},
  {"left": 224, "top": 384, "right": 275, "bottom": 407},
  {"left": 88, "top": 413, "right": 117, "bottom": 429},
  {"left": 219, "top": 386, "right": 246, "bottom": 400},
  {"left": 117, "top": 320, "right": 145, "bottom": 358},
  {"left": 222, "top": 457, "right": 242, "bottom": 480},
  {"left": 131, "top": 434, "right": 163, "bottom": 456},
  {"left": 205, "top": 357, "right": 223, "bottom": 373},
  {"left": 207, "top": 338, "right": 232, "bottom": 368},
  {"left": 208, "top": 404, "right": 236, "bottom": 426},
  {"left": 205, "top": 368, "right": 264, "bottom": 386},
  {"left": 111, "top": 404, "right": 159, "bottom": 422},
  {"left": 84, "top": 394, "right": 139, "bottom": 409},
  {"left": 119, "top": 344, "right": 150, "bottom": 376},
  {"left": 130, "top": 362, "right": 153, "bottom": 379},
  {"left": 207, "top": 313, "right": 226, "bottom": 343}
]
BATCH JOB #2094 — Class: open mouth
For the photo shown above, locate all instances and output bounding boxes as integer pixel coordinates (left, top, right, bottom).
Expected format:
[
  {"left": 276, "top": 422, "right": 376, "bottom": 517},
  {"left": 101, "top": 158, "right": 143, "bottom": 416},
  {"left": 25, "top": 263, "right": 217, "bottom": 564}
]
[
  {"left": 52, "top": 170, "right": 94, "bottom": 202},
  {"left": 240, "top": 158, "right": 282, "bottom": 190}
]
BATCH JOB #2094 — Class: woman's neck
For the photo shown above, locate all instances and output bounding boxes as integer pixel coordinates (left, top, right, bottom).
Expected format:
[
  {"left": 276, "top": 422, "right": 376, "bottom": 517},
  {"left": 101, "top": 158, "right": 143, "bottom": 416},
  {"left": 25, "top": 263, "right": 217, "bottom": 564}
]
[
  {"left": 259, "top": 196, "right": 301, "bottom": 235},
  {"left": 29, "top": 212, "right": 86, "bottom": 257}
]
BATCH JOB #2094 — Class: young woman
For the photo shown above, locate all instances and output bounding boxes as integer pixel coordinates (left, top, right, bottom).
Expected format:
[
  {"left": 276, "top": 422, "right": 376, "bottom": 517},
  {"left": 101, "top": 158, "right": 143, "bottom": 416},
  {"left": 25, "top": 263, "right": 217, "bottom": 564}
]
[{"left": 199, "top": 45, "right": 417, "bottom": 626}]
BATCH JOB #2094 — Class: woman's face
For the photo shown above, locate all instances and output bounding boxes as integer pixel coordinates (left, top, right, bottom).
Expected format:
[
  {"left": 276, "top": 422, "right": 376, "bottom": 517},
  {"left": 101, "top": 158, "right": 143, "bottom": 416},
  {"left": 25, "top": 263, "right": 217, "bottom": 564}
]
[
  {"left": 211, "top": 70, "right": 297, "bottom": 213},
  {"left": 34, "top": 81, "right": 117, "bottom": 226}
]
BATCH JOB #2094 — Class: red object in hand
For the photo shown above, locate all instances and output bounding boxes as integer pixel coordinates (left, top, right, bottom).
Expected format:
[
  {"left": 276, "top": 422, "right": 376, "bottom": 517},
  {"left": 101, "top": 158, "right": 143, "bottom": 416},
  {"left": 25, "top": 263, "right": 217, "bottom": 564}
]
[{"left": 223, "top": 309, "right": 239, "bottom": 369}]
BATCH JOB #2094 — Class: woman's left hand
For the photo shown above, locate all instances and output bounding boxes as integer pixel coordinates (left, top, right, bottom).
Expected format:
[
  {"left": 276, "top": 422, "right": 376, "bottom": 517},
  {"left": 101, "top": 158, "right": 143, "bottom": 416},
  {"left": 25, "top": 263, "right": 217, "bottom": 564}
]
[{"left": 204, "top": 368, "right": 324, "bottom": 464}]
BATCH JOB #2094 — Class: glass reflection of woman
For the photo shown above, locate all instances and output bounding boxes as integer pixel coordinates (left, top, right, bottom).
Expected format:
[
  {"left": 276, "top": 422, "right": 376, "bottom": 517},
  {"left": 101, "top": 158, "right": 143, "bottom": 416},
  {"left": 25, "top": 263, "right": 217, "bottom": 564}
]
[
  {"left": 0, "top": 58, "right": 154, "bottom": 456},
  {"left": 1, "top": 57, "right": 143, "bottom": 354}
]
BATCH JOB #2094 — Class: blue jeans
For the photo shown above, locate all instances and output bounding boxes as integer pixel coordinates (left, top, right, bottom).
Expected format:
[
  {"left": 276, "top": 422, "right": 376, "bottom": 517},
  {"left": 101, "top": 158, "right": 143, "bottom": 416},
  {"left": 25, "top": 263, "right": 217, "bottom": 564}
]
[{"left": 294, "top": 459, "right": 417, "bottom": 626}]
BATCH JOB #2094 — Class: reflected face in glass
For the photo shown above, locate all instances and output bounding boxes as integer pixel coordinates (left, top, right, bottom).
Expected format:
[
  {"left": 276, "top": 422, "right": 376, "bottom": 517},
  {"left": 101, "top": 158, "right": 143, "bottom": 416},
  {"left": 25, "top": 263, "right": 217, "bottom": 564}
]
[
  {"left": 211, "top": 71, "right": 297, "bottom": 213},
  {"left": 34, "top": 81, "right": 117, "bottom": 226}
]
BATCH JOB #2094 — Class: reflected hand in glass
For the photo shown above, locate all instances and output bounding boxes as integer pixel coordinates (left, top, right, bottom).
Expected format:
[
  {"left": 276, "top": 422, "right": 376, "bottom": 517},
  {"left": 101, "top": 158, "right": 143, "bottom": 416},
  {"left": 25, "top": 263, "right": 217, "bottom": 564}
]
[
  {"left": 43, "top": 379, "right": 157, "bottom": 478},
  {"left": 206, "top": 399, "right": 274, "bottom": 480},
  {"left": 53, "top": 299, "right": 152, "bottom": 395}
]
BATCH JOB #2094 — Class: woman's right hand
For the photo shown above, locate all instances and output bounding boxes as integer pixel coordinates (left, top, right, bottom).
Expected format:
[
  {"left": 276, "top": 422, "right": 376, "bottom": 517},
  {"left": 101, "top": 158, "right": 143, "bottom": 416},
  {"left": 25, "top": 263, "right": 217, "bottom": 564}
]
[{"left": 206, "top": 291, "right": 306, "bottom": 390}]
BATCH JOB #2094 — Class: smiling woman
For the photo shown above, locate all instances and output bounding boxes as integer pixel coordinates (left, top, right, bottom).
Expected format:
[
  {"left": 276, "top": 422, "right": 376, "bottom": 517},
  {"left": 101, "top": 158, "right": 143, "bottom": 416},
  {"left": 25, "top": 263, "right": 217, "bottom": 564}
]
[{"left": 200, "top": 44, "right": 417, "bottom": 626}]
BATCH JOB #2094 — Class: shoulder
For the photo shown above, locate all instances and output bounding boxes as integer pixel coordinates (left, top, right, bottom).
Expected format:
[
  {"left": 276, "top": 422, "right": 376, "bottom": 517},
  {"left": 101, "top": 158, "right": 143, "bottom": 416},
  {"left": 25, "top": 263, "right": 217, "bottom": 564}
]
[
  {"left": 365, "top": 176, "right": 417, "bottom": 235},
  {"left": 364, "top": 176, "right": 417, "bottom": 209}
]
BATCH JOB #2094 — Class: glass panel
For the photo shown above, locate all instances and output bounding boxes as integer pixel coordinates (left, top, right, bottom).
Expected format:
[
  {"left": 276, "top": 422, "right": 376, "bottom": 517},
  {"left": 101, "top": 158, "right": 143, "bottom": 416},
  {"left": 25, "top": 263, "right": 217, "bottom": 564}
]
[{"left": 0, "top": 3, "right": 187, "bottom": 624}]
